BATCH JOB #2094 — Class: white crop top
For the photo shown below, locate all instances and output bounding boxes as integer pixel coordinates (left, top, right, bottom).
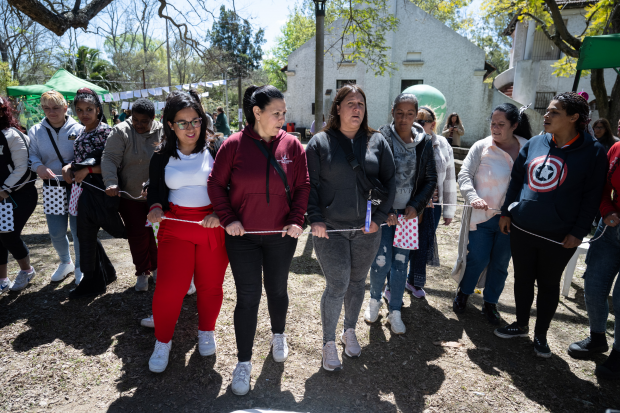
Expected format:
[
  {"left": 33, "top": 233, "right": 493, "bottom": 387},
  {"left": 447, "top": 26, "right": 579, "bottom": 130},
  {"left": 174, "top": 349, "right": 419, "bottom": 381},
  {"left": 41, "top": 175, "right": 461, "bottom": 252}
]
[{"left": 165, "top": 149, "right": 213, "bottom": 207}]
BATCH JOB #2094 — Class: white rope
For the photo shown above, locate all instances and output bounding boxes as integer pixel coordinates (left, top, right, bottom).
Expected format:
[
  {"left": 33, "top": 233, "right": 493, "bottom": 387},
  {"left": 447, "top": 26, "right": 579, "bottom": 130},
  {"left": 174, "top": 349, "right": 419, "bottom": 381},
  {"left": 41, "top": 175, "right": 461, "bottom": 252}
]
[
  {"left": 79, "top": 179, "right": 144, "bottom": 200},
  {"left": 3, "top": 175, "right": 144, "bottom": 199},
  {"left": 511, "top": 222, "right": 608, "bottom": 245},
  {"left": 428, "top": 203, "right": 501, "bottom": 212}
]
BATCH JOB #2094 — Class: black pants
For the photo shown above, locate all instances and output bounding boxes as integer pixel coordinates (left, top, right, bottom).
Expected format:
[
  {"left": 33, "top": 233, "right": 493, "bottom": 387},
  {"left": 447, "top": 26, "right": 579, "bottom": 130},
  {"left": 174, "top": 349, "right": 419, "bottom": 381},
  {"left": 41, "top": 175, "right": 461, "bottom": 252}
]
[
  {"left": 0, "top": 184, "right": 37, "bottom": 265},
  {"left": 511, "top": 225, "right": 577, "bottom": 336},
  {"left": 226, "top": 233, "right": 297, "bottom": 362}
]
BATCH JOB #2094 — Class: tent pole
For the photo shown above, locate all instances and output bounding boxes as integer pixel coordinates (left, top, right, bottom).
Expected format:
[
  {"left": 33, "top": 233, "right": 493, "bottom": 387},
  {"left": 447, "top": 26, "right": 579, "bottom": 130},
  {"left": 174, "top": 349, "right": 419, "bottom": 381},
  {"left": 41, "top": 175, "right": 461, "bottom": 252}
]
[{"left": 572, "top": 70, "right": 582, "bottom": 92}]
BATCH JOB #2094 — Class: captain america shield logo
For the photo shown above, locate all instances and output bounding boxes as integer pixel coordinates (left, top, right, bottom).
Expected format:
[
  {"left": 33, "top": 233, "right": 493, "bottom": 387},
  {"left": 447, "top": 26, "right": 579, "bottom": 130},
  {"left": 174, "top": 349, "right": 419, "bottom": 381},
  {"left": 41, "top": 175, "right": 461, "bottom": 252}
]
[{"left": 527, "top": 155, "right": 567, "bottom": 192}]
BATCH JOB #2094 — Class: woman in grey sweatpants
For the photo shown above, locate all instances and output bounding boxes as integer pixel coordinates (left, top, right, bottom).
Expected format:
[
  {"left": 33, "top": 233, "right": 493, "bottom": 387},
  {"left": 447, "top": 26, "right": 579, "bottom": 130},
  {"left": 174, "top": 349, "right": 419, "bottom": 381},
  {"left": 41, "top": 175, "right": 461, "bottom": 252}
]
[{"left": 306, "top": 84, "right": 395, "bottom": 372}]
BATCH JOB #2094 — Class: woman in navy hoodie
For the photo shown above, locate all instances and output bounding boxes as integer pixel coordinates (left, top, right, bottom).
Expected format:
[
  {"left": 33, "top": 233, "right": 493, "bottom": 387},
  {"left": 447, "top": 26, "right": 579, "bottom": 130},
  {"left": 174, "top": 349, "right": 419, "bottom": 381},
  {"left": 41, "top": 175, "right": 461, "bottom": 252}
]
[
  {"left": 208, "top": 85, "right": 310, "bottom": 396},
  {"left": 496, "top": 92, "right": 608, "bottom": 358}
]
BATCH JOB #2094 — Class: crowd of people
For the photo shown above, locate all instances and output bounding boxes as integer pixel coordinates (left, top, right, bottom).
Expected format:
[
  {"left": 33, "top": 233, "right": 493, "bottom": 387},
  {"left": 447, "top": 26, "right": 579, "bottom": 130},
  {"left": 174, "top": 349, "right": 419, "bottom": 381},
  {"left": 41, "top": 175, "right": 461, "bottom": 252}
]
[{"left": 0, "top": 83, "right": 620, "bottom": 396}]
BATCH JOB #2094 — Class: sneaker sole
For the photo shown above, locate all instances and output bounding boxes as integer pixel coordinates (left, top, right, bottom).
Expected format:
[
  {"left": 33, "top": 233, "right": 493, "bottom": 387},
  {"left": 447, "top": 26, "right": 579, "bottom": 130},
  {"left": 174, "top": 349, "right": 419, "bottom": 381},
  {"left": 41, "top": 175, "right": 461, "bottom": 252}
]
[
  {"left": 51, "top": 269, "right": 72, "bottom": 282},
  {"left": 141, "top": 320, "right": 155, "bottom": 328},
  {"left": 231, "top": 385, "right": 250, "bottom": 396},
  {"left": 322, "top": 360, "right": 343, "bottom": 371},
  {"left": 535, "top": 349, "right": 552, "bottom": 358},
  {"left": 494, "top": 330, "right": 529, "bottom": 339},
  {"left": 388, "top": 322, "right": 406, "bottom": 335},
  {"left": 199, "top": 347, "right": 217, "bottom": 357},
  {"left": 340, "top": 336, "right": 361, "bottom": 358},
  {"left": 149, "top": 362, "right": 168, "bottom": 373},
  {"left": 567, "top": 347, "right": 608, "bottom": 360},
  {"left": 364, "top": 314, "right": 379, "bottom": 323},
  {"left": 135, "top": 286, "right": 149, "bottom": 292},
  {"left": 270, "top": 344, "right": 288, "bottom": 362}
]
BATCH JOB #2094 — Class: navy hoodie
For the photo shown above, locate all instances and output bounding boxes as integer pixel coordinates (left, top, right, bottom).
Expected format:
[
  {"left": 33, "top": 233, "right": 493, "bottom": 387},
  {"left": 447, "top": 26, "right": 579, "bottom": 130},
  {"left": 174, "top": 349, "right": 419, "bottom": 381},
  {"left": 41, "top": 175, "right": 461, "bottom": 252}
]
[{"left": 501, "top": 132, "right": 608, "bottom": 240}]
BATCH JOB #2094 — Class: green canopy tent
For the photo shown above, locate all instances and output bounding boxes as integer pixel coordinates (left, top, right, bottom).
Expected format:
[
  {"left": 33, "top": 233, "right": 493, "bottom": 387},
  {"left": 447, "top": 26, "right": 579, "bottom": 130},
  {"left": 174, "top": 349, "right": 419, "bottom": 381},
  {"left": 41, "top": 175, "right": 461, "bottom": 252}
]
[
  {"left": 572, "top": 33, "right": 620, "bottom": 91},
  {"left": 7, "top": 68, "right": 109, "bottom": 99}
]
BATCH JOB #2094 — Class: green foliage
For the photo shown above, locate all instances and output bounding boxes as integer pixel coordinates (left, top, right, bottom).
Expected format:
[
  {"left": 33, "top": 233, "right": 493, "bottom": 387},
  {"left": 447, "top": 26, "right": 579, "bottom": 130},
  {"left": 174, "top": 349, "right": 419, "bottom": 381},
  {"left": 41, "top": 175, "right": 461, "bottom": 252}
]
[
  {"left": 0, "top": 61, "right": 18, "bottom": 94},
  {"left": 63, "top": 46, "right": 116, "bottom": 91}
]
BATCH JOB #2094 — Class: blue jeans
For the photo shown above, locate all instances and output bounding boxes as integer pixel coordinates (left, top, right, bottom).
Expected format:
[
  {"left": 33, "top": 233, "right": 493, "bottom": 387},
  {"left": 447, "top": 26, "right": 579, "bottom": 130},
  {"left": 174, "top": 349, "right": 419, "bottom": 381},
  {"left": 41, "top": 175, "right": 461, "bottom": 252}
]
[
  {"left": 584, "top": 219, "right": 620, "bottom": 351},
  {"left": 433, "top": 205, "right": 442, "bottom": 231},
  {"left": 458, "top": 215, "right": 511, "bottom": 304},
  {"left": 370, "top": 222, "right": 409, "bottom": 312},
  {"left": 46, "top": 213, "right": 80, "bottom": 268}
]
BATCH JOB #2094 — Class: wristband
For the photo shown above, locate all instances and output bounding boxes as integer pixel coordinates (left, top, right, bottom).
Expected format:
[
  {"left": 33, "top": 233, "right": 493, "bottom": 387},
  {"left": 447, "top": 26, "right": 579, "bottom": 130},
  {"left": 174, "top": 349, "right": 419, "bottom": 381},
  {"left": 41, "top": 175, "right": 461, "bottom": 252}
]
[
  {"left": 149, "top": 205, "right": 162, "bottom": 213},
  {"left": 88, "top": 167, "right": 93, "bottom": 174}
]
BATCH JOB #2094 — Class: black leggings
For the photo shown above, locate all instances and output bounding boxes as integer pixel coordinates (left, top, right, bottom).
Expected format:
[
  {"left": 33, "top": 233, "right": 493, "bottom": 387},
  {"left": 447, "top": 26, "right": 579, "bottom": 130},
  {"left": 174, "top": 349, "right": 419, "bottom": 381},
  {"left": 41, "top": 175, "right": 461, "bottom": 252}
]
[
  {"left": 511, "top": 225, "right": 576, "bottom": 336},
  {"left": 0, "top": 185, "right": 37, "bottom": 265},
  {"left": 225, "top": 233, "right": 297, "bottom": 362}
]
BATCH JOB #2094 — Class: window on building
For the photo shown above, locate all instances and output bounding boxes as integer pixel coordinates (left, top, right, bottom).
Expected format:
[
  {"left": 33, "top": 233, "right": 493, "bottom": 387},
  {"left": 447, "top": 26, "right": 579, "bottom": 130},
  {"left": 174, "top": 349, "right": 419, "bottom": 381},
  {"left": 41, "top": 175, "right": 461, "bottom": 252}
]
[
  {"left": 336, "top": 79, "right": 356, "bottom": 89},
  {"left": 531, "top": 24, "right": 562, "bottom": 61},
  {"left": 534, "top": 91, "right": 556, "bottom": 115},
  {"left": 401, "top": 79, "right": 423, "bottom": 91}
]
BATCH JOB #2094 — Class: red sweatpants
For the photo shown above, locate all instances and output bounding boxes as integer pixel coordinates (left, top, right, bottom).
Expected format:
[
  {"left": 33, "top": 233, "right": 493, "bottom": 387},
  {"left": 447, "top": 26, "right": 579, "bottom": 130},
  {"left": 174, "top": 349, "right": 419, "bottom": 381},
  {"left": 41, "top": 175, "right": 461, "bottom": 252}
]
[{"left": 152, "top": 203, "right": 229, "bottom": 343}]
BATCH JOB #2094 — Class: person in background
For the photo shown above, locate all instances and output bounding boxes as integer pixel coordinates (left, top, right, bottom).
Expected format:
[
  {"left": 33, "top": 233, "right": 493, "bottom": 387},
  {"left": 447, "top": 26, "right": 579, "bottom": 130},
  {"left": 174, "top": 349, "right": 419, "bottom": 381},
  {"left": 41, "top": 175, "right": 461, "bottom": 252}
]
[
  {"left": 592, "top": 118, "right": 618, "bottom": 152},
  {"left": 61, "top": 88, "right": 123, "bottom": 299},
  {"left": 112, "top": 109, "right": 120, "bottom": 125},
  {"left": 567, "top": 140, "right": 620, "bottom": 379},
  {"left": 146, "top": 90, "right": 228, "bottom": 374},
  {"left": 442, "top": 112, "right": 464, "bottom": 147},
  {"left": 0, "top": 96, "right": 37, "bottom": 293},
  {"left": 29, "top": 91, "right": 84, "bottom": 285},
  {"left": 452, "top": 103, "right": 531, "bottom": 325},
  {"left": 306, "top": 84, "right": 395, "bottom": 372},
  {"left": 497, "top": 92, "right": 608, "bottom": 358},
  {"left": 365, "top": 93, "right": 436, "bottom": 335},
  {"left": 102, "top": 98, "right": 163, "bottom": 292},
  {"left": 310, "top": 115, "right": 326, "bottom": 135},
  {"left": 404, "top": 106, "right": 456, "bottom": 298},
  {"left": 215, "top": 106, "right": 231, "bottom": 137},
  {"left": 119, "top": 109, "right": 127, "bottom": 123},
  {"left": 208, "top": 85, "right": 310, "bottom": 396}
]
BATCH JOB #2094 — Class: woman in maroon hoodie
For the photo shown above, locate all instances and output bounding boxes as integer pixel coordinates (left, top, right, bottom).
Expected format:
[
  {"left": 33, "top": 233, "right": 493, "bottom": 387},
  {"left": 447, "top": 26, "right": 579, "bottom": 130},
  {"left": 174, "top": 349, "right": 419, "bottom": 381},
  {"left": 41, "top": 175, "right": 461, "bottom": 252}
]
[{"left": 207, "top": 85, "right": 310, "bottom": 396}]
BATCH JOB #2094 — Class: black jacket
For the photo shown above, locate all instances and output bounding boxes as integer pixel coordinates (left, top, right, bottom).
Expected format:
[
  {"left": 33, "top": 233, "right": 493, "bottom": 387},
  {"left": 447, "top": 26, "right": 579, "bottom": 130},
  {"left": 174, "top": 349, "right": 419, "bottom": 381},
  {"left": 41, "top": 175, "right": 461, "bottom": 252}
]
[
  {"left": 306, "top": 129, "right": 396, "bottom": 228},
  {"left": 147, "top": 139, "right": 223, "bottom": 211},
  {"left": 378, "top": 124, "right": 437, "bottom": 214}
]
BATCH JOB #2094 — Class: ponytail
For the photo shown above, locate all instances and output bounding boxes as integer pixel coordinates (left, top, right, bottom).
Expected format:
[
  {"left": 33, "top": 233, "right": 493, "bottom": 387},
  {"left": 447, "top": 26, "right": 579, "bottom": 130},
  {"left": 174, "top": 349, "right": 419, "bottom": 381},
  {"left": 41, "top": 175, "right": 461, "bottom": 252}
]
[{"left": 242, "top": 85, "right": 284, "bottom": 125}]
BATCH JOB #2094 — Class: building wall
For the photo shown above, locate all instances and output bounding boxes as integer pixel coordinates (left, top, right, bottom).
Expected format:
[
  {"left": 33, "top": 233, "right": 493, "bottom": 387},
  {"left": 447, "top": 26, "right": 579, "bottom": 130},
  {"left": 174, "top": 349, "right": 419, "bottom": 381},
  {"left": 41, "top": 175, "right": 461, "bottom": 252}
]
[{"left": 283, "top": 0, "right": 498, "bottom": 146}]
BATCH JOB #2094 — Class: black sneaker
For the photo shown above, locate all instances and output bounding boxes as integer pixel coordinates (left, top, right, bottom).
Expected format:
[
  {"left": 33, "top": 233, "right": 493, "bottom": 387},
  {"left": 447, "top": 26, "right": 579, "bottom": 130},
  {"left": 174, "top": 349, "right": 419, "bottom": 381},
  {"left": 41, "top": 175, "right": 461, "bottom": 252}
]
[
  {"left": 534, "top": 335, "right": 552, "bottom": 358},
  {"left": 568, "top": 335, "right": 608, "bottom": 359},
  {"left": 595, "top": 349, "right": 620, "bottom": 380},
  {"left": 482, "top": 302, "right": 501, "bottom": 325},
  {"left": 494, "top": 321, "right": 529, "bottom": 339},
  {"left": 452, "top": 289, "right": 469, "bottom": 314}
]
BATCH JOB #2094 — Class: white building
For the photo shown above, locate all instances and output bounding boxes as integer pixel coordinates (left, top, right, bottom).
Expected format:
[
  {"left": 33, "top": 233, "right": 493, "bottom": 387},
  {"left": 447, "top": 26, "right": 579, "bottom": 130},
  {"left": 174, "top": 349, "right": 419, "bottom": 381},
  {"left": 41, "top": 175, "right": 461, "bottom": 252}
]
[
  {"left": 494, "top": 0, "right": 616, "bottom": 120},
  {"left": 283, "top": 0, "right": 542, "bottom": 147}
]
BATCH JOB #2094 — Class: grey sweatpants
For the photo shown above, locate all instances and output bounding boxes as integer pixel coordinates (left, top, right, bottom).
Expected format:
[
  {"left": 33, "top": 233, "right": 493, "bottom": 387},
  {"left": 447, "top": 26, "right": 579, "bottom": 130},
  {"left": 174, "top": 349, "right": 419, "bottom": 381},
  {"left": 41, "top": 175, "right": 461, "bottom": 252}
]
[{"left": 313, "top": 227, "right": 382, "bottom": 343}]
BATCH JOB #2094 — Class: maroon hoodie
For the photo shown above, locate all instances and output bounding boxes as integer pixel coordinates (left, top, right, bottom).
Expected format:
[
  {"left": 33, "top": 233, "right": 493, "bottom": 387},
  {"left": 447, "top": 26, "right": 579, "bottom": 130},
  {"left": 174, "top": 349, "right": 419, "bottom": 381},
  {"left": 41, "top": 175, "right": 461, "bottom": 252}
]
[{"left": 207, "top": 127, "right": 310, "bottom": 232}]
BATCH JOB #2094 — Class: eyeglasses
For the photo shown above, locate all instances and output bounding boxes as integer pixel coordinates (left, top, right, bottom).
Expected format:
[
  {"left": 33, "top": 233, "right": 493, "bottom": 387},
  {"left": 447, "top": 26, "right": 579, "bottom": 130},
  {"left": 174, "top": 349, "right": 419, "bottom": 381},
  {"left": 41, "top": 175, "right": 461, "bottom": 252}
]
[
  {"left": 593, "top": 126, "right": 604, "bottom": 130},
  {"left": 173, "top": 117, "right": 202, "bottom": 130},
  {"left": 417, "top": 120, "right": 432, "bottom": 125}
]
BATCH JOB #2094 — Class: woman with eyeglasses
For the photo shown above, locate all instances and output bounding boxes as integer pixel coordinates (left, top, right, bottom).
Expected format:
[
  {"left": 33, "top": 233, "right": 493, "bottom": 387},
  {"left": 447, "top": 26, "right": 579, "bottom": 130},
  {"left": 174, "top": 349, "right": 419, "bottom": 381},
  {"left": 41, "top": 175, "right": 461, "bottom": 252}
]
[
  {"left": 592, "top": 118, "right": 618, "bottom": 152},
  {"left": 145, "top": 90, "right": 228, "bottom": 373}
]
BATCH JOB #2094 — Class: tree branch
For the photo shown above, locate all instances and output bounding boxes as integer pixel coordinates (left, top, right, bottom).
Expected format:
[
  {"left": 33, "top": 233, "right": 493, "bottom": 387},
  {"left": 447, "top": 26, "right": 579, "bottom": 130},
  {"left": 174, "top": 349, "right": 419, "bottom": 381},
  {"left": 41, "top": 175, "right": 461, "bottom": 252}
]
[{"left": 543, "top": 0, "right": 582, "bottom": 49}]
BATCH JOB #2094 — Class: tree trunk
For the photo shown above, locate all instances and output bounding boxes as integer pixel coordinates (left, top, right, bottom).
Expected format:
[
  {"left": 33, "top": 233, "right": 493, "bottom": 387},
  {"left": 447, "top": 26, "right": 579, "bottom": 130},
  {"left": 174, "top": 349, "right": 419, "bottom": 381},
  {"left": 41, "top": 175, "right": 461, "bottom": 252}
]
[{"left": 0, "top": 39, "right": 8, "bottom": 63}]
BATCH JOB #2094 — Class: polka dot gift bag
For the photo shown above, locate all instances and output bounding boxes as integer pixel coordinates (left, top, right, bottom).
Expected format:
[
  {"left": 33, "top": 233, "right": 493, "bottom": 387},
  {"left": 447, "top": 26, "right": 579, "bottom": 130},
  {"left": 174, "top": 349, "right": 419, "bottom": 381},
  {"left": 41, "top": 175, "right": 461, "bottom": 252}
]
[
  {"left": 43, "top": 177, "right": 68, "bottom": 215},
  {"left": 145, "top": 220, "right": 160, "bottom": 246},
  {"left": 68, "top": 183, "right": 83, "bottom": 216},
  {"left": 0, "top": 198, "right": 14, "bottom": 233},
  {"left": 393, "top": 214, "right": 419, "bottom": 250}
]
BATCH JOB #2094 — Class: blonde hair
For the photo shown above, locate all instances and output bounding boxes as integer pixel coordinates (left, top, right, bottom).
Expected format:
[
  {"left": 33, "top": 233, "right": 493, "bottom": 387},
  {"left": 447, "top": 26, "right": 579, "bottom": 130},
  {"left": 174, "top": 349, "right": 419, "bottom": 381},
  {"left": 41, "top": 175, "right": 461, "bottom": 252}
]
[
  {"left": 418, "top": 106, "right": 438, "bottom": 133},
  {"left": 41, "top": 91, "right": 67, "bottom": 107}
]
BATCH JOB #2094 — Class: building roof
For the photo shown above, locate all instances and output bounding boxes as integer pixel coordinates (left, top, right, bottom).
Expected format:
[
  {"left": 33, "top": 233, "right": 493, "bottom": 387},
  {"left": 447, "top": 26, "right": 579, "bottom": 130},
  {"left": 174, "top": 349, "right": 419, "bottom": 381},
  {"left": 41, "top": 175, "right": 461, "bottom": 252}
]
[{"left": 484, "top": 61, "right": 497, "bottom": 80}]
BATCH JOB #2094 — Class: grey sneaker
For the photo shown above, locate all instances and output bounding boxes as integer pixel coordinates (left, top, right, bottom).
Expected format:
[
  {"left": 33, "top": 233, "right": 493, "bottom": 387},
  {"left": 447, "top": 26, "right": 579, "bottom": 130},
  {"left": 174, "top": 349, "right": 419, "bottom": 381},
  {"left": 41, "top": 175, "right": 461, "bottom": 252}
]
[
  {"left": 135, "top": 274, "right": 149, "bottom": 292},
  {"left": 271, "top": 333, "right": 288, "bottom": 362},
  {"left": 0, "top": 278, "right": 13, "bottom": 295},
  {"left": 364, "top": 298, "right": 382, "bottom": 323},
  {"left": 322, "top": 341, "right": 342, "bottom": 371},
  {"left": 10, "top": 267, "right": 36, "bottom": 291},
  {"left": 231, "top": 362, "right": 252, "bottom": 395},
  {"left": 198, "top": 330, "right": 216, "bottom": 356},
  {"left": 340, "top": 328, "right": 361, "bottom": 358}
]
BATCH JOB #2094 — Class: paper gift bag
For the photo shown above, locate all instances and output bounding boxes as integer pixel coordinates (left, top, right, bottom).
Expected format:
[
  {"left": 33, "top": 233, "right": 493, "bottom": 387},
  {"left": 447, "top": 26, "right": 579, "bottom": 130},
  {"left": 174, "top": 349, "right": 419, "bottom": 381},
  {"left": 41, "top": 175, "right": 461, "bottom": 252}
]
[
  {"left": 393, "top": 214, "right": 419, "bottom": 250},
  {"left": 145, "top": 220, "right": 160, "bottom": 246},
  {"left": 0, "top": 199, "right": 14, "bottom": 233},
  {"left": 68, "top": 183, "right": 83, "bottom": 216},
  {"left": 43, "top": 178, "right": 68, "bottom": 215}
]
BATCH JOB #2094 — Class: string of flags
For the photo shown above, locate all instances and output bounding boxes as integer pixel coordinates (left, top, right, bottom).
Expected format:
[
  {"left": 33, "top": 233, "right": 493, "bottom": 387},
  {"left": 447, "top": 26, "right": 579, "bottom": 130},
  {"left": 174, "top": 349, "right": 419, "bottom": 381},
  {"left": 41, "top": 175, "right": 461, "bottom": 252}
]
[{"left": 102, "top": 79, "right": 226, "bottom": 108}]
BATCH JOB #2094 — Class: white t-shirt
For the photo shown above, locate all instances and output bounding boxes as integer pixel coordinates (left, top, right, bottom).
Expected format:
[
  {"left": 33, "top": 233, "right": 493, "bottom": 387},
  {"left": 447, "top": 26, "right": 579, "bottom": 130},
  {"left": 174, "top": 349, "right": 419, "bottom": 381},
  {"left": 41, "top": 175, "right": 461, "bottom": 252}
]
[{"left": 165, "top": 148, "right": 213, "bottom": 207}]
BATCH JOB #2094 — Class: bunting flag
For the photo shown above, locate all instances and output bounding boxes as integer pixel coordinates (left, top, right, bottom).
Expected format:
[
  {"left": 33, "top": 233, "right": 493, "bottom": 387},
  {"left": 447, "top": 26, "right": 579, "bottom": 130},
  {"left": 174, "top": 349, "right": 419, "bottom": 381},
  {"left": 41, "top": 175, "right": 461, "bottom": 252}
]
[
  {"left": 182, "top": 84, "right": 190, "bottom": 90},
  {"left": 175, "top": 85, "right": 183, "bottom": 90},
  {"left": 153, "top": 88, "right": 163, "bottom": 96},
  {"left": 140, "top": 89, "right": 149, "bottom": 98},
  {"left": 121, "top": 102, "right": 128, "bottom": 109},
  {"left": 200, "top": 92, "right": 209, "bottom": 97},
  {"left": 133, "top": 90, "right": 142, "bottom": 98},
  {"left": 120, "top": 91, "right": 132, "bottom": 99},
  {"left": 104, "top": 93, "right": 113, "bottom": 102},
  {"left": 112, "top": 93, "right": 120, "bottom": 101},
  {"left": 162, "top": 86, "right": 170, "bottom": 93},
  {"left": 148, "top": 88, "right": 157, "bottom": 95}
]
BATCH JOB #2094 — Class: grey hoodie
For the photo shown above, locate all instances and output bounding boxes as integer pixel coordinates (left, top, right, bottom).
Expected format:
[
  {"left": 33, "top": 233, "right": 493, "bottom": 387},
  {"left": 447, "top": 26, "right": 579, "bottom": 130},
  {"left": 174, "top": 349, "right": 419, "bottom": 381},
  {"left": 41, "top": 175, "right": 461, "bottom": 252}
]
[
  {"left": 28, "top": 116, "right": 84, "bottom": 176},
  {"left": 101, "top": 117, "right": 163, "bottom": 201}
]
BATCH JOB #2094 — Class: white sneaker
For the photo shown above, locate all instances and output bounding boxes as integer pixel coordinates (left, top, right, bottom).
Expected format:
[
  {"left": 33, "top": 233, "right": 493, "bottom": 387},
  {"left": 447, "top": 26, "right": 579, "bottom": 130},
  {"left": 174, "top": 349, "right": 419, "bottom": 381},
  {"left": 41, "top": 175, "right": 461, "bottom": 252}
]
[
  {"left": 74, "top": 267, "right": 83, "bottom": 285},
  {"left": 135, "top": 274, "right": 149, "bottom": 292},
  {"left": 141, "top": 315, "right": 154, "bottom": 328},
  {"left": 149, "top": 340, "right": 172, "bottom": 373},
  {"left": 198, "top": 330, "right": 216, "bottom": 356},
  {"left": 51, "top": 262, "right": 74, "bottom": 282},
  {"left": 364, "top": 298, "right": 382, "bottom": 323},
  {"left": 271, "top": 333, "right": 289, "bottom": 362},
  {"left": 152, "top": 269, "right": 157, "bottom": 284},
  {"left": 388, "top": 310, "right": 406, "bottom": 335},
  {"left": 187, "top": 276, "right": 196, "bottom": 295},
  {"left": 231, "top": 362, "right": 252, "bottom": 396},
  {"left": 0, "top": 278, "right": 13, "bottom": 295},
  {"left": 10, "top": 267, "right": 36, "bottom": 291}
]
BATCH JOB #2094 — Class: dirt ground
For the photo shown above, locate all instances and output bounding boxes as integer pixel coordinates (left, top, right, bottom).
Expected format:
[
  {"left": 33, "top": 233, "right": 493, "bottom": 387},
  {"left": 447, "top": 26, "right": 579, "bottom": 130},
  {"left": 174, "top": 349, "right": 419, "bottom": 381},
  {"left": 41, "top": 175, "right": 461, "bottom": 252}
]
[{"left": 1, "top": 187, "right": 619, "bottom": 413}]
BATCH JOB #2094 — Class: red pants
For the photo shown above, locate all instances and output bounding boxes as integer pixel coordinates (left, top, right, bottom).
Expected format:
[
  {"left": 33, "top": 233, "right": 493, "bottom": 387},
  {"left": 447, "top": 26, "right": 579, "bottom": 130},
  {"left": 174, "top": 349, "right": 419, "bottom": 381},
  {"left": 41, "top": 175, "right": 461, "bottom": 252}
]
[
  {"left": 152, "top": 203, "right": 229, "bottom": 343},
  {"left": 118, "top": 198, "right": 158, "bottom": 275}
]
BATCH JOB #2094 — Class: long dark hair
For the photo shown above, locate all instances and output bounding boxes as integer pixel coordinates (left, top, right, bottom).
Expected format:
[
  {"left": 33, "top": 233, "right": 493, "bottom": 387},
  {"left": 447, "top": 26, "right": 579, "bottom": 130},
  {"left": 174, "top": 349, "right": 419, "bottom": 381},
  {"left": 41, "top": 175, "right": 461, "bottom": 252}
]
[
  {"left": 242, "top": 85, "right": 285, "bottom": 126},
  {"left": 592, "top": 118, "right": 617, "bottom": 148},
  {"left": 324, "top": 84, "right": 375, "bottom": 135},
  {"left": 74, "top": 87, "right": 107, "bottom": 125},
  {"left": 447, "top": 112, "right": 460, "bottom": 127},
  {"left": 159, "top": 90, "right": 214, "bottom": 159},
  {"left": 0, "top": 96, "right": 24, "bottom": 132},
  {"left": 491, "top": 103, "right": 532, "bottom": 140}
]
